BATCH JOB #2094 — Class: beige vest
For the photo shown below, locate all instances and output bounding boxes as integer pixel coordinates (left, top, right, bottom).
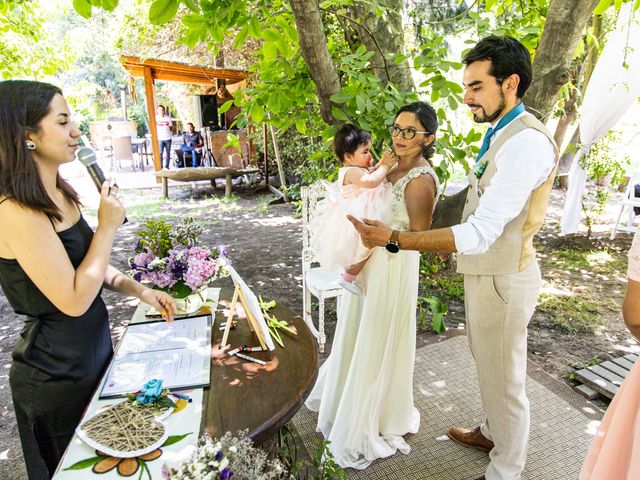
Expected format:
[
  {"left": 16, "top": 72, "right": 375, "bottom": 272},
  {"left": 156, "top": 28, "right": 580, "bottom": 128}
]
[{"left": 456, "top": 114, "right": 559, "bottom": 276}]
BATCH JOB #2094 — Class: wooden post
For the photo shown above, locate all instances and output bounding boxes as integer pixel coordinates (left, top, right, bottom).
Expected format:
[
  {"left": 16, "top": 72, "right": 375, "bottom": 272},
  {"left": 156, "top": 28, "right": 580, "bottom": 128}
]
[
  {"left": 262, "top": 123, "right": 269, "bottom": 185},
  {"left": 225, "top": 174, "right": 232, "bottom": 197},
  {"left": 269, "top": 125, "right": 288, "bottom": 201},
  {"left": 143, "top": 66, "right": 162, "bottom": 180},
  {"left": 220, "top": 286, "right": 240, "bottom": 348},
  {"left": 162, "top": 177, "right": 168, "bottom": 199}
]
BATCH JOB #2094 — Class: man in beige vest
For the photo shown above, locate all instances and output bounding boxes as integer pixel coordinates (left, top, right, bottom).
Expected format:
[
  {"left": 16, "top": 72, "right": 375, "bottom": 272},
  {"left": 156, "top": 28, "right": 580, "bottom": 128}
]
[{"left": 350, "top": 36, "right": 558, "bottom": 480}]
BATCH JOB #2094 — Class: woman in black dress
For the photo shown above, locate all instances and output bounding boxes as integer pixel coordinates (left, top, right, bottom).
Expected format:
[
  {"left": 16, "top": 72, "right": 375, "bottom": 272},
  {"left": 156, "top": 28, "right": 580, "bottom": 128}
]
[{"left": 0, "top": 80, "right": 177, "bottom": 479}]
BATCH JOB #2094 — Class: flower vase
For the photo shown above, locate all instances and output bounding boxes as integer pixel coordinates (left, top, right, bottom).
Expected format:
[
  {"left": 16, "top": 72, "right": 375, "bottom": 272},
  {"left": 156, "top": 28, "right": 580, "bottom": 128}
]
[{"left": 173, "top": 286, "right": 209, "bottom": 315}]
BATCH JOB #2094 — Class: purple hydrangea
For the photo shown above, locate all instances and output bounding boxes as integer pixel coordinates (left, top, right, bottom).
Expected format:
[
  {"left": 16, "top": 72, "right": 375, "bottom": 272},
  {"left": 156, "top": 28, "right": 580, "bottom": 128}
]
[{"left": 128, "top": 242, "right": 229, "bottom": 294}]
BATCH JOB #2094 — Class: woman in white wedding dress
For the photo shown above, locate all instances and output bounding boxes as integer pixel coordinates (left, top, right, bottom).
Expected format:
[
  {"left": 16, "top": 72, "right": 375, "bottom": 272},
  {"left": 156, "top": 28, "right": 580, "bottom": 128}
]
[{"left": 305, "top": 101, "right": 439, "bottom": 470}]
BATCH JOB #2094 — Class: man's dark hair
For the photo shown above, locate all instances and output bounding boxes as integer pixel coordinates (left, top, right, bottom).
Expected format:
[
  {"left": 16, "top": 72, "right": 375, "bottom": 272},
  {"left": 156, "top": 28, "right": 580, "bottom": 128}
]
[
  {"left": 462, "top": 35, "right": 532, "bottom": 99},
  {"left": 333, "top": 124, "right": 371, "bottom": 163}
]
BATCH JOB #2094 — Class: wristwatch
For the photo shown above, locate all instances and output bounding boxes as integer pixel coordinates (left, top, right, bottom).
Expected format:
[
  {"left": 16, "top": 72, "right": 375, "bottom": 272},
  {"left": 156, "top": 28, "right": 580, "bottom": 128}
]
[{"left": 385, "top": 230, "right": 400, "bottom": 253}]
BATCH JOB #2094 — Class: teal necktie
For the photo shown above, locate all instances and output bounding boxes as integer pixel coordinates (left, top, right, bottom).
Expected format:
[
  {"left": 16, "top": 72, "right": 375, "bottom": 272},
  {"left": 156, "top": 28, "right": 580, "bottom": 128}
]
[
  {"left": 476, "top": 126, "right": 494, "bottom": 162},
  {"left": 475, "top": 102, "right": 526, "bottom": 162}
]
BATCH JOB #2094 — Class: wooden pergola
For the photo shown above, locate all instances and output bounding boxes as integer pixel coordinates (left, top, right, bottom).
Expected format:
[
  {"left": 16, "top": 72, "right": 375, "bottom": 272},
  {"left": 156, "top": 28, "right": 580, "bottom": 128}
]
[{"left": 120, "top": 56, "right": 248, "bottom": 173}]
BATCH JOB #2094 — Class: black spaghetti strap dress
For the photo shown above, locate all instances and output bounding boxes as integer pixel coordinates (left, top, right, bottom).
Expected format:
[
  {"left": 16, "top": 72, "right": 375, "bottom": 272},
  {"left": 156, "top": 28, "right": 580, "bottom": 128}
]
[{"left": 0, "top": 214, "right": 113, "bottom": 479}]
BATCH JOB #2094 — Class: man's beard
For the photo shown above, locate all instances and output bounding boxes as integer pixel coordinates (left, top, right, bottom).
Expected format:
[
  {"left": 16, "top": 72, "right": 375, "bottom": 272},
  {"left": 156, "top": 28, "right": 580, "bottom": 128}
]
[{"left": 471, "top": 93, "right": 507, "bottom": 123}]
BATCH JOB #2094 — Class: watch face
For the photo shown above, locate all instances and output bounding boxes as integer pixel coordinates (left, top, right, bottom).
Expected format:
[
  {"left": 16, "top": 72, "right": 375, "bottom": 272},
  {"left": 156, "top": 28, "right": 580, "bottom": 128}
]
[{"left": 385, "top": 241, "right": 400, "bottom": 253}]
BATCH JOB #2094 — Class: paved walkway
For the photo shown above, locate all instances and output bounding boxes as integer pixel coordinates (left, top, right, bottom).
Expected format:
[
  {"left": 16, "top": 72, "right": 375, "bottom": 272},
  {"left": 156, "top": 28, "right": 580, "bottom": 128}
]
[{"left": 292, "top": 335, "right": 602, "bottom": 480}]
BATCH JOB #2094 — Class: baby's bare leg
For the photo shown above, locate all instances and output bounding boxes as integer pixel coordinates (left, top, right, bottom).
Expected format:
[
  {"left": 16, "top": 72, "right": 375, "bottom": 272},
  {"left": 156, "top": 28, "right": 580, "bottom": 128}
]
[{"left": 345, "top": 258, "right": 368, "bottom": 277}]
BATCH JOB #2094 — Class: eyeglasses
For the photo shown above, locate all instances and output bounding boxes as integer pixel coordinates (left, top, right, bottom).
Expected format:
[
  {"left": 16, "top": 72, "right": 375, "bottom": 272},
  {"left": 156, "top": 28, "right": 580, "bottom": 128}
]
[{"left": 389, "top": 125, "right": 431, "bottom": 140}]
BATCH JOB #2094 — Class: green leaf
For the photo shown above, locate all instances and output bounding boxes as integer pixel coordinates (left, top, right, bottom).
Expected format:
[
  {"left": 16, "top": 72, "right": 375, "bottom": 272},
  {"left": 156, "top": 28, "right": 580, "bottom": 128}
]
[
  {"left": 295, "top": 120, "right": 307, "bottom": 134},
  {"left": 250, "top": 103, "right": 265, "bottom": 123},
  {"left": 73, "top": 0, "right": 93, "bottom": 18},
  {"left": 63, "top": 456, "right": 104, "bottom": 471},
  {"left": 162, "top": 433, "right": 192, "bottom": 447},
  {"left": 100, "top": 0, "right": 118, "bottom": 11},
  {"left": 329, "top": 92, "right": 351, "bottom": 104},
  {"left": 235, "top": 25, "right": 249, "bottom": 49},
  {"left": 447, "top": 95, "right": 458, "bottom": 111},
  {"left": 262, "top": 28, "right": 281, "bottom": 42},
  {"left": 593, "top": 0, "right": 612, "bottom": 14},
  {"left": 149, "top": 0, "right": 179, "bottom": 25},
  {"left": 331, "top": 107, "right": 348, "bottom": 121},
  {"left": 218, "top": 99, "right": 234, "bottom": 114},
  {"left": 182, "top": 0, "right": 200, "bottom": 13}
]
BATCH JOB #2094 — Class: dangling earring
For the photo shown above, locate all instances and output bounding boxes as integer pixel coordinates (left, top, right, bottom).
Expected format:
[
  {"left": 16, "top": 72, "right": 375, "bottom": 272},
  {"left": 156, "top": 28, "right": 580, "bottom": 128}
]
[{"left": 25, "top": 140, "right": 36, "bottom": 150}]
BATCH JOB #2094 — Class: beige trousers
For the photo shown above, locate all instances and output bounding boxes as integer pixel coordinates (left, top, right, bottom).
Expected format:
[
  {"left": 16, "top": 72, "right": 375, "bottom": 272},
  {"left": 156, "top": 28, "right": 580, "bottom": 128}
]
[{"left": 464, "top": 261, "right": 541, "bottom": 480}]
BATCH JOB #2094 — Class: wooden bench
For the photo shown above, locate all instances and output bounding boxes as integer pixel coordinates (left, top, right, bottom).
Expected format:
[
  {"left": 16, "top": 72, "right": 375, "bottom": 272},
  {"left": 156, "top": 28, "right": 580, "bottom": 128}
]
[
  {"left": 154, "top": 167, "right": 259, "bottom": 198},
  {"left": 574, "top": 352, "right": 638, "bottom": 400}
]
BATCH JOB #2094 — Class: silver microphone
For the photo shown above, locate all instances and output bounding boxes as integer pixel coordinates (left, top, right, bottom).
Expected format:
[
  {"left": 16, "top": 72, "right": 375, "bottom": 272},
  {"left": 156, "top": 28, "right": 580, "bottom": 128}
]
[
  {"left": 76, "top": 147, "right": 127, "bottom": 224},
  {"left": 76, "top": 147, "right": 106, "bottom": 192}
]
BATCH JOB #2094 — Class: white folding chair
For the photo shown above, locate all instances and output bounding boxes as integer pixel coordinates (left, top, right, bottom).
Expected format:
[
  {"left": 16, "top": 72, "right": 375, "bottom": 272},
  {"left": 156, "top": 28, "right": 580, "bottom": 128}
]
[
  {"left": 301, "top": 181, "right": 344, "bottom": 353},
  {"left": 611, "top": 170, "right": 640, "bottom": 239}
]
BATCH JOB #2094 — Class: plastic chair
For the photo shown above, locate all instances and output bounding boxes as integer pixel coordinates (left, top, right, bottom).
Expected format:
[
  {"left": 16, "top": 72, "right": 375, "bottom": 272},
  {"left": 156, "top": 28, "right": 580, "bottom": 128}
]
[
  {"left": 611, "top": 170, "right": 640, "bottom": 239},
  {"left": 111, "top": 135, "right": 135, "bottom": 172},
  {"left": 301, "top": 181, "right": 344, "bottom": 353}
]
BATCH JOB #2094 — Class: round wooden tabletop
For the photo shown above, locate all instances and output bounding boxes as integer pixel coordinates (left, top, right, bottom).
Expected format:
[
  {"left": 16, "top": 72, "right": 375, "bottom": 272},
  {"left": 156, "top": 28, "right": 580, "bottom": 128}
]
[{"left": 202, "top": 288, "right": 319, "bottom": 444}]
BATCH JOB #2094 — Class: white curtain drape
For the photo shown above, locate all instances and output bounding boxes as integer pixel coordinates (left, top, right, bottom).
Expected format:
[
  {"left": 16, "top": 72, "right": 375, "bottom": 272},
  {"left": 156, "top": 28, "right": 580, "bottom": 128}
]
[{"left": 560, "top": 4, "right": 640, "bottom": 235}]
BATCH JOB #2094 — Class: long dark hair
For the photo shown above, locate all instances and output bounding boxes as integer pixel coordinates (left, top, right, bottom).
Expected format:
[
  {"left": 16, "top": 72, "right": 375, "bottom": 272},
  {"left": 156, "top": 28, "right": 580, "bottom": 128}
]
[
  {"left": 0, "top": 80, "right": 80, "bottom": 222},
  {"left": 396, "top": 101, "right": 439, "bottom": 162}
]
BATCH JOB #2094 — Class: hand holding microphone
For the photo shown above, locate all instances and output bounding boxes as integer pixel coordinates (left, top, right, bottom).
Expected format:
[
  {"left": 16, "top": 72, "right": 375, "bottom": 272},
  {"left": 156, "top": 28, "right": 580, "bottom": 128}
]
[{"left": 76, "top": 147, "right": 128, "bottom": 224}]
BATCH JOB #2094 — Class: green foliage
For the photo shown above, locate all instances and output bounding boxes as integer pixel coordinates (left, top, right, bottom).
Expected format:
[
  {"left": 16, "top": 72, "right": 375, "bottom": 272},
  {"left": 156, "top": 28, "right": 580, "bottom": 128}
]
[
  {"left": 133, "top": 217, "right": 202, "bottom": 256},
  {"left": 537, "top": 293, "right": 604, "bottom": 334},
  {"left": 581, "top": 131, "right": 630, "bottom": 187},
  {"left": 311, "top": 439, "right": 348, "bottom": 480},
  {"left": 0, "top": 0, "right": 73, "bottom": 79},
  {"left": 75, "top": 0, "right": 602, "bottom": 191},
  {"left": 546, "top": 245, "right": 627, "bottom": 278},
  {"left": 417, "top": 253, "right": 458, "bottom": 333},
  {"left": 418, "top": 294, "right": 448, "bottom": 333},
  {"left": 134, "top": 219, "right": 174, "bottom": 257},
  {"left": 579, "top": 130, "right": 631, "bottom": 236}
]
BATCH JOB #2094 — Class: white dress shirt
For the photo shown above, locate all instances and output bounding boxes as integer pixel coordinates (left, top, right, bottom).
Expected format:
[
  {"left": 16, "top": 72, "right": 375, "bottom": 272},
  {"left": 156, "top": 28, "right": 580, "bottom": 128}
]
[{"left": 451, "top": 112, "right": 556, "bottom": 255}]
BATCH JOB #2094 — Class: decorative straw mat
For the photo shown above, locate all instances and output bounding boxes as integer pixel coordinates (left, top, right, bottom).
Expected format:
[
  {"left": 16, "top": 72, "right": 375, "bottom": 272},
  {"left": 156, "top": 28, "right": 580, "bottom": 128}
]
[{"left": 291, "top": 335, "right": 602, "bottom": 480}]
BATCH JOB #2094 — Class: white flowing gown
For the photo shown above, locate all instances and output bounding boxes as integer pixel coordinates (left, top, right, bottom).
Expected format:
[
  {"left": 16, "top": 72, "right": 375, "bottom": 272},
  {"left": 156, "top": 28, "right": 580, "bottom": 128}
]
[{"left": 305, "top": 165, "right": 439, "bottom": 470}]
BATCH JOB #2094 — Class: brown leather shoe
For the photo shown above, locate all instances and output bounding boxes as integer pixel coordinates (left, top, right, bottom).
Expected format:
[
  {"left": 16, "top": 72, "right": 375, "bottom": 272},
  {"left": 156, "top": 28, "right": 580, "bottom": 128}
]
[{"left": 447, "top": 426, "right": 494, "bottom": 453}]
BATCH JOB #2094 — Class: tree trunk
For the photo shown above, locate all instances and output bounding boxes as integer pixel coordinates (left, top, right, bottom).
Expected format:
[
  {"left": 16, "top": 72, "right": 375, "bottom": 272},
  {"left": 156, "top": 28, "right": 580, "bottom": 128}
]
[
  {"left": 289, "top": 0, "right": 341, "bottom": 124},
  {"left": 348, "top": 1, "right": 415, "bottom": 92},
  {"left": 558, "top": 127, "right": 580, "bottom": 188},
  {"left": 524, "top": 0, "right": 600, "bottom": 121},
  {"left": 555, "top": 14, "right": 602, "bottom": 188}
]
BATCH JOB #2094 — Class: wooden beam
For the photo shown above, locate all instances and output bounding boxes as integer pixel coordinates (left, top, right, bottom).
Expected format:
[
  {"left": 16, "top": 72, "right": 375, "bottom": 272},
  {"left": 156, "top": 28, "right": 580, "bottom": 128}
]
[
  {"left": 121, "top": 56, "right": 248, "bottom": 85},
  {"left": 143, "top": 66, "right": 162, "bottom": 175}
]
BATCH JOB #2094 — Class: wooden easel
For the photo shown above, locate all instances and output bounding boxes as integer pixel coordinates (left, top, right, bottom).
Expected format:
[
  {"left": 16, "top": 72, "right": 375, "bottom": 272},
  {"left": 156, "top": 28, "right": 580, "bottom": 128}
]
[{"left": 220, "top": 278, "right": 268, "bottom": 350}]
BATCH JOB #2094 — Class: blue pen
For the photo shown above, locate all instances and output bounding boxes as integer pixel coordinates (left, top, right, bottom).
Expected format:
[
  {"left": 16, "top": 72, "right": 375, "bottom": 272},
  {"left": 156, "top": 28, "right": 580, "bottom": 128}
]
[{"left": 171, "top": 391, "right": 192, "bottom": 402}]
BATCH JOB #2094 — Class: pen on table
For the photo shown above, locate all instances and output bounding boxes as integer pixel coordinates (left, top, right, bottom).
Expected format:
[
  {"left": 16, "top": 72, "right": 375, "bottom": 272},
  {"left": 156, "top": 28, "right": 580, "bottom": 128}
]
[
  {"left": 242, "top": 346, "right": 263, "bottom": 353},
  {"left": 170, "top": 391, "right": 192, "bottom": 402},
  {"left": 227, "top": 345, "right": 243, "bottom": 356},
  {"left": 235, "top": 352, "right": 266, "bottom": 366}
]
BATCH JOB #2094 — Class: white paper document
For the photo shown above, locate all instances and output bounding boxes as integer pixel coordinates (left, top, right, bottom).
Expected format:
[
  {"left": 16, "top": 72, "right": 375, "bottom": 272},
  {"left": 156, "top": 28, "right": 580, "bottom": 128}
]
[{"left": 99, "top": 314, "right": 212, "bottom": 398}]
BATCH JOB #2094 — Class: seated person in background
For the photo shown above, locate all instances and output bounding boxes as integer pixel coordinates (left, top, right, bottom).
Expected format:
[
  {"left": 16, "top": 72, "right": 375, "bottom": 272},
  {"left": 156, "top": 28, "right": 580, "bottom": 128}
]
[{"left": 176, "top": 122, "right": 203, "bottom": 168}]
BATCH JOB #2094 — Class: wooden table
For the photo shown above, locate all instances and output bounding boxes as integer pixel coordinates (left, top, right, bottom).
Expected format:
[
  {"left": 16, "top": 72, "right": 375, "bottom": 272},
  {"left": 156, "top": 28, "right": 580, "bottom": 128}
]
[
  {"left": 154, "top": 167, "right": 260, "bottom": 198},
  {"left": 203, "top": 288, "right": 318, "bottom": 444}
]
